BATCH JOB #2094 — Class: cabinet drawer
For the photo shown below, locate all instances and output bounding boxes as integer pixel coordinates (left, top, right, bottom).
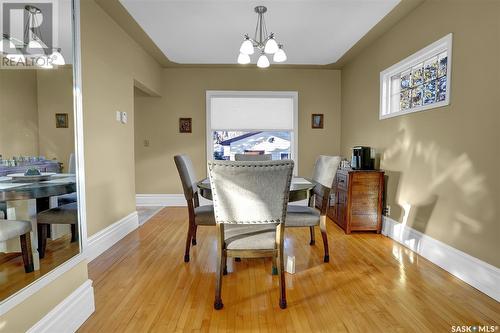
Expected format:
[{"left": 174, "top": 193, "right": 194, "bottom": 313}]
[{"left": 336, "top": 173, "right": 348, "bottom": 190}]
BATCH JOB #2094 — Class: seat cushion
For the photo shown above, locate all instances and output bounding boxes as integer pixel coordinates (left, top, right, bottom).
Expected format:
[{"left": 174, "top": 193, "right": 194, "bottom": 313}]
[
  {"left": 224, "top": 224, "right": 277, "bottom": 250},
  {"left": 58, "top": 192, "right": 77, "bottom": 206},
  {"left": 194, "top": 205, "right": 215, "bottom": 225},
  {"left": 0, "top": 220, "right": 32, "bottom": 242},
  {"left": 38, "top": 202, "right": 78, "bottom": 225},
  {"left": 286, "top": 205, "right": 320, "bottom": 227}
]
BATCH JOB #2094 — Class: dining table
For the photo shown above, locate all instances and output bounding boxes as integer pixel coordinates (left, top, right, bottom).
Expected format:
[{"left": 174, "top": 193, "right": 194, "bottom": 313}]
[
  {"left": 197, "top": 176, "right": 316, "bottom": 202},
  {"left": 0, "top": 174, "right": 77, "bottom": 271}
]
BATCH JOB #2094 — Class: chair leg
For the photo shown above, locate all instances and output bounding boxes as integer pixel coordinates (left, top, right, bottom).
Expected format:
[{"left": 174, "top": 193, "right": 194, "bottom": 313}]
[
  {"left": 222, "top": 253, "right": 228, "bottom": 275},
  {"left": 272, "top": 255, "right": 278, "bottom": 275},
  {"left": 70, "top": 224, "right": 78, "bottom": 243},
  {"left": 309, "top": 226, "right": 316, "bottom": 245},
  {"left": 20, "top": 233, "right": 34, "bottom": 273},
  {"left": 192, "top": 225, "right": 198, "bottom": 245},
  {"left": 319, "top": 216, "right": 329, "bottom": 262},
  {"left": 277, "top": 224, "right": 287, "bottom": 309},
  {"left": 37, "top": 224, "right": 48, "bottom": 259},
  {"left": 214, "top": 224, "right": 224, "bottom": 310},
  {"left": 184, "top": 221, "right": 194, "bottom": 263}
]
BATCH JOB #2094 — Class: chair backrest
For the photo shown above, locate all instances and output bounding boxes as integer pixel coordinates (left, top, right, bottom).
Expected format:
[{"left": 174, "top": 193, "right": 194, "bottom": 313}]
[
  {"left": 312, "top": 155, "right": 342, "bottom": 189},
  {"left": 174, "top": 155, "right": 198, "bottom": 201},
  {"left": 208, "top": 160, "right": 294, "bottom": 224},
  {"left": 234, "top": 153, "right": 272, "bottom": 161},
  {"left": 68, "top": 153, "right": 76, "bottom": 174}
]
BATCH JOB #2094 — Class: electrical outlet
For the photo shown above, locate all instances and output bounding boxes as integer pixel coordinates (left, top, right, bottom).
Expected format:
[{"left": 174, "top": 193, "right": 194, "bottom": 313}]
[{"left": 383, "top": 205, "right": 391, "bottom": 216}]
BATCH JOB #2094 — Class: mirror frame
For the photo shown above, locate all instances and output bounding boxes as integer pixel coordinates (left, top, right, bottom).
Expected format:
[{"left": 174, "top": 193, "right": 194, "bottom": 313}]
[{"left": 0, "top": 0, "right": 88, "bottom": 315}]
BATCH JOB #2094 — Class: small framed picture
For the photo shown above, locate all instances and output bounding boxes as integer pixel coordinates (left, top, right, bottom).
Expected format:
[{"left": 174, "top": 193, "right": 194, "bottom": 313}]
[
  {"left": 179, "top": 118, "right": 192, "bottom": 133},
  {"left": 55, "top": 113, "right": 68, "bottom": 128},
  {"left": 311, "top": 114, "right": 324, "bottom": 129}
]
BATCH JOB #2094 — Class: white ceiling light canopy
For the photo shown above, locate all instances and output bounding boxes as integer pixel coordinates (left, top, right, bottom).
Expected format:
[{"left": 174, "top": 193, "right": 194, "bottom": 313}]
[{"left": 238, "top": 6, "right": 286, "bottom": 68}]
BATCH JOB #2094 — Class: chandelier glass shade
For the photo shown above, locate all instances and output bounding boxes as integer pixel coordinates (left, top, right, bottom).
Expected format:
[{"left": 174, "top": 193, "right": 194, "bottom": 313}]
[{"left": 237, "top": 6, "right": 286, "bottom": 67}]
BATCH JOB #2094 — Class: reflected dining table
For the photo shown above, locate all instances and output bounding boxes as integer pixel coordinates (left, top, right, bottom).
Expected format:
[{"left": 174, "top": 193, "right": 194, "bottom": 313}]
[
  {"left": 197, "top": 177, "right": 316, "bottom": 203},
  {"left": 0, "top": 175, "right": 77, "bottom": 270}
]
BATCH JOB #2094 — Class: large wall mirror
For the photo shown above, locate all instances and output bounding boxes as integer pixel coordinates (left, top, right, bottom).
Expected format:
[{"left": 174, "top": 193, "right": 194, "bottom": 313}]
[{"left": 0, "top": 0, "right": 83, "bottom": 303}]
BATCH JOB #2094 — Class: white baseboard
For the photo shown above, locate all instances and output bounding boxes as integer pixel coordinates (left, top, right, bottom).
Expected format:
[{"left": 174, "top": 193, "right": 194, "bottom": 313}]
[
  {"left": 136, "top": 194, "right": 186, "bottom": 206},
  {"left": 382, "top": 216, "right": 500, "bottom": 302},
  {"left": 27, "top": 279, "right": 95, "bottom": 333},
  {"left": 86, "top": 211, "right": 139, "bottom": 262}
]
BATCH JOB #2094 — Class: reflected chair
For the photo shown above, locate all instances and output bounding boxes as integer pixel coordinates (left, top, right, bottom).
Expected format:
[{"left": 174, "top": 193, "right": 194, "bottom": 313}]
[
  {"left": 37, "top": 202, "right": 78, "bottom": 259},
  {"left": 58, "top": 153, "right": 77, "bottom": 206},
  {"left": 208, "top": 159, "right": 294, "bottom": 310},
  {"left": 174, "top": 155, "right": 215, "bottom": 262},
  {"left": 0, "top": 219, "right": 34, "bottom": 272},
  {"left": 286, "top": 155, "right": 341, "bottom": 262},
  {"left": 234, "top": 153, "right": 272, "bottom": 161}
]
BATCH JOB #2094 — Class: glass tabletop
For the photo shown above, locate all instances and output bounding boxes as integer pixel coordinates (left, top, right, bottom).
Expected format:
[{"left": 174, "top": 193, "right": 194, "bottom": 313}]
[{"left": 0, "top": 174, "right": 76, "bottom": 202}]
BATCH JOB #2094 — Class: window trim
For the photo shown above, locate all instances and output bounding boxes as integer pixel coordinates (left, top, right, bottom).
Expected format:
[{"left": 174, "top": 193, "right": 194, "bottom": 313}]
[
  {"left": 379, "top": 33, "right": 452, "bottom": 120},
  {"left": 206, "top": 91, "right": 299, "bottom": 174}
]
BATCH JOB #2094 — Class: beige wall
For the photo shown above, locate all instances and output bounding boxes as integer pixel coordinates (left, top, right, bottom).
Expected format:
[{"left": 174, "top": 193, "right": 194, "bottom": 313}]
[
  {"left": 341, "top": 0, "right": 500, "bottom": 266},
  {"left": 0, "top": 68, "right": 74, "bottom": 169},
  {"left": 81, "top": 0, "right": 162, "bottom": 236},
  {"left": 134, "top": 68, "right": 341, "bottom": 194},
  {"left": 0, "top": 261, "right": 88, "bottom": 332},
  {"left": 0, "top": 70, "right": 39, "bottom": 159},
  {"left": 37, "top": 67, "right": 75, "bottom": 170}
]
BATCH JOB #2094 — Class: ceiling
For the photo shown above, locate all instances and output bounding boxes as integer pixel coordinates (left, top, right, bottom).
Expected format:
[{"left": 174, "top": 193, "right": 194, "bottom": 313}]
[{"left": 119, "top": 0, "right": 400, "bottom": 66}]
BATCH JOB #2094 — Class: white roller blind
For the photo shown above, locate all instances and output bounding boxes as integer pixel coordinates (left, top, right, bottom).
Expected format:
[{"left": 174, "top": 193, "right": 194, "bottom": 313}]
[{"left": 210, "top": 97, "right": 294, "bottom": 130}]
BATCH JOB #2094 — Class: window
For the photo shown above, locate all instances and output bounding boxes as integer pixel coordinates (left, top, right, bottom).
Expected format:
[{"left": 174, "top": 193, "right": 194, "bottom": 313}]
[
  {"left": 206, "top": 91, "right": 298, "bottom": 171},
  {"left": 380, "top": 34, "right": 452, "bottom": 119}
]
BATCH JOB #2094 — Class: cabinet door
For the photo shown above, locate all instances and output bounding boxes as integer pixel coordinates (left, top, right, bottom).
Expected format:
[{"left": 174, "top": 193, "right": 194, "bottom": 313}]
[{"left": 336, "top": 190, "right": 347, "bottom": 231}]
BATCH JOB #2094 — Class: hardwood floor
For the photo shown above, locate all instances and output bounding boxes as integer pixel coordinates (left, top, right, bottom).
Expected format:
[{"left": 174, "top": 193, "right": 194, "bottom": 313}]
[
  {"left": 79, "top": 207, "right": 499, "bottom": 332},
  {"left": 0, "top": 234, "right": 80, "bottom": 301}
]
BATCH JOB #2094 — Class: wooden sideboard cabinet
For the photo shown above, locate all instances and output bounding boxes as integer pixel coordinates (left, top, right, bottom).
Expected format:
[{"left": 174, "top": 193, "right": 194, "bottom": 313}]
[{"left": 328, "top": 169, "right": 384, "bottom": 234}]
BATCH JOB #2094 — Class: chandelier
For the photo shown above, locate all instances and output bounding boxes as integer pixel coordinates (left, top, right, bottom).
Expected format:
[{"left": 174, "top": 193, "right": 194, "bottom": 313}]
[{"left": 237, "top": 6, "right": 287, "bottom": 68}]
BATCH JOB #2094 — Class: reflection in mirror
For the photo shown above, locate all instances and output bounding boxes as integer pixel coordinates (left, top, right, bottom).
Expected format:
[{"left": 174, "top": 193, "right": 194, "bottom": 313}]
[{"left": 0, "top": 0, "right": 79, "bottom": 301}]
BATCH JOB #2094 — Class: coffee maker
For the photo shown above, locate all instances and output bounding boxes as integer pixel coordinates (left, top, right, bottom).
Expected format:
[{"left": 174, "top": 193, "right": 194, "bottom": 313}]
[{"left": 351, "top": 146, "right": 374, "bottom": 170}]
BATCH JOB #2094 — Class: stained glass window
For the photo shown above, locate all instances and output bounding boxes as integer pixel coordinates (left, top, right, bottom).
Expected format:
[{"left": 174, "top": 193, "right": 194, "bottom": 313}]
[{"left": 380, "top": 34, "right": 451, "bottom": 119}]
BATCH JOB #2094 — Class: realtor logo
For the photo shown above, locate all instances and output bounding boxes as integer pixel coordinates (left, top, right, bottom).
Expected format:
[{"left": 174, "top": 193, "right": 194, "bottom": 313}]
[{"left": 0, "top": 1, "right": 63, "bottom": 68}]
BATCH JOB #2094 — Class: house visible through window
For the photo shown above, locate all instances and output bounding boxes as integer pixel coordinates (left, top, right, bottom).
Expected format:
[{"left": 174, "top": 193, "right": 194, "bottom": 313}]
[
  {"left": 206, "top": 91, "right": 298, "bottom": 170},
  {"left": 380, "top": 34, "right": 452, "bottom": 119}
]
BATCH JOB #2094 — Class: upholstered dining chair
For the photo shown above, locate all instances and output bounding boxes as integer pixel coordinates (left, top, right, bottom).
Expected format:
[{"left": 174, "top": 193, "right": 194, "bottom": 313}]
[
  {"left": 0, "top": 219, "right": 34, "bottom": 272},
  {"left": 208, "top": 159, "right": 294, "bottom": 310},
  {"left": 58, "top": 153, "right": 77, "bottom": 206},
  {"left": 37, "top": 202, "right": 78, "bottom": 258},
  {"left": 234, "top": 153, "right": 272, "bottom": 161},
  {"left": 174, "top": 155, "right": 215, "bottom": 262},
  {"left": 286, "top": 155, "right": 341, "bottom": 262}
]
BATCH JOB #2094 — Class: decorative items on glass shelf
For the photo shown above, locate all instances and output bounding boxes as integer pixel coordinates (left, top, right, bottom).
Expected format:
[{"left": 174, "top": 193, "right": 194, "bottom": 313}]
[
  {"left": 0, "top": 156, "right": 47, "bottom": 167},
  {"left": 237, "top": 6, "right": 287, "bottom": 68}
]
